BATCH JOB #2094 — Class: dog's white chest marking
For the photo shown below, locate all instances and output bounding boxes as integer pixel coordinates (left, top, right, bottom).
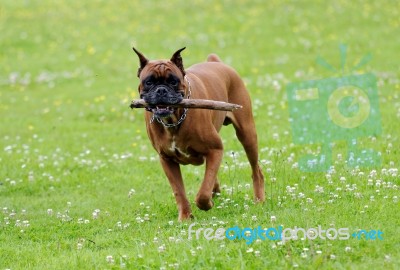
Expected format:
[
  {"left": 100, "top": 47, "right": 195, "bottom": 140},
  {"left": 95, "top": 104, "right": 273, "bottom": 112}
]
[{"left": 169, "top": 137, "right": 191, "bottom": 158}]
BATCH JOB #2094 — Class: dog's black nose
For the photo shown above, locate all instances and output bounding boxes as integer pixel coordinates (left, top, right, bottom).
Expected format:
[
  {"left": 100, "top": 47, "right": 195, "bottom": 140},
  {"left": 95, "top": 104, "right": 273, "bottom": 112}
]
[{"left": 155, "top": 87, "right": 168, "bottom": 97}]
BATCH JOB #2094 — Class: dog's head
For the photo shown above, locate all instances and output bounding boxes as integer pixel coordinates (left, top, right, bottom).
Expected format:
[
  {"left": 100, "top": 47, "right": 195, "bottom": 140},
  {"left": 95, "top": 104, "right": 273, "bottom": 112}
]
[{"left": 133, "top": 47, "right": 187, "bottom": 118}]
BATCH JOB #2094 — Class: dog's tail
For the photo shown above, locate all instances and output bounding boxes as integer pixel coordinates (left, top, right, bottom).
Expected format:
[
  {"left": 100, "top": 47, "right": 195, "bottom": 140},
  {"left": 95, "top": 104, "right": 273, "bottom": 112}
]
[{"left": 207, "top": 53, "right": 222, "bottom": 62}]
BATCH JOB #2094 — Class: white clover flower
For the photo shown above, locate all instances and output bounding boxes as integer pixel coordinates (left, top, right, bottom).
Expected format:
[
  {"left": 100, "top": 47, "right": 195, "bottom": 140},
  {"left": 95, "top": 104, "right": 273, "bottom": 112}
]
[
  {"left": 92, "top": 211, "right": 99, "bottom": 219},
  {"left": 135, "top": 217, "right": 143, "bottom": 223},
  {"left": 354, "top": 192, "right": 363, "bottom": 198},
  {"left": 314, "top": 185, "right": 324, "bottom": 193},
  {"left": 158, "top": 245, "right": 166, "bottom": 253},
  {"left": 308, "top": 230, "right": 316, "bottom": 238},
  {"left": 128, "top": 189, "right": 136, "bottom": 198},
  {"left": 106, "top": 255, "right": 114, "bottom": 263}
]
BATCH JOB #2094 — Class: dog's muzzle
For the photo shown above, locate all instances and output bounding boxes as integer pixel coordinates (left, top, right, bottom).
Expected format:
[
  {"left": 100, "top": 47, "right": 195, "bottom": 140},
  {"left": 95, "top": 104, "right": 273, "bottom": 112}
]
[{"left": 142, "top": 86, "right": 183, "bottom": 117}]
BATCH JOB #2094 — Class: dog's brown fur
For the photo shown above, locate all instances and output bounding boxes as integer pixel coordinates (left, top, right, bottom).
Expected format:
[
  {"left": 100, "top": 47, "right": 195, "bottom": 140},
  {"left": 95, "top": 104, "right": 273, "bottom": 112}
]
[{"left": 133, "top": 48, "right": 265, "bottom": 220}]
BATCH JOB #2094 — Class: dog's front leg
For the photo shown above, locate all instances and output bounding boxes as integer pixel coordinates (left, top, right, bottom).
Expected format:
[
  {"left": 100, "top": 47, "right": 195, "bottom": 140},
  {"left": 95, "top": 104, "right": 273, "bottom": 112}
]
[
  {"left": 196, "top": 149, "right": 223, "bottom": 211},
  {"left": 160, "top": 156, "right": 193, "bottom": 221}
]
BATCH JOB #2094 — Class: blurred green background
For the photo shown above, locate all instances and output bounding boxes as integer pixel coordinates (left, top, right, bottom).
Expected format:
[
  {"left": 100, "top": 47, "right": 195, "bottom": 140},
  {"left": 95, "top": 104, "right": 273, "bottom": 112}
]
[{"left": 1, "top": 0, "right": 399, "bottom": 269}]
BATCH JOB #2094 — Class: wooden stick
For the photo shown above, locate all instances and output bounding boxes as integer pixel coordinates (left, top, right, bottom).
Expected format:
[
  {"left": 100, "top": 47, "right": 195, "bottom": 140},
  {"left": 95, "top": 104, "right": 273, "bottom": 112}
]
[{"left": 130, "top": 99, "right": 242, "bottom": 111}]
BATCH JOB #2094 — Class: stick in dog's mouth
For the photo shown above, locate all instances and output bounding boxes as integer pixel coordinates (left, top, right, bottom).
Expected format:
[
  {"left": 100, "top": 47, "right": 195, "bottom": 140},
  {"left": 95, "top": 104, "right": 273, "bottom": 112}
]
[{"left": 130, "top": 99, "right": 242, "bottom": 112}]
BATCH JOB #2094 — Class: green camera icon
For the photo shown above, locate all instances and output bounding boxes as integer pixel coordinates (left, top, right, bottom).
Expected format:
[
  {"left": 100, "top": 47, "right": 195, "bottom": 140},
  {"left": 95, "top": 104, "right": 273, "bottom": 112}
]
[{"left": 287, "top": 73, "right": 381, "bottom": 172}]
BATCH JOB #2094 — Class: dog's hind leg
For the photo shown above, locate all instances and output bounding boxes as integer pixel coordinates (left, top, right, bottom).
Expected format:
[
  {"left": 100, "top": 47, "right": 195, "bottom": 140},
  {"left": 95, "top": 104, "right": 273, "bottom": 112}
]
[
  {"left": 231, "top": 112, "right": 265, "bottom": 202},
  {"left": 225, "top": 86, "right": 265, "bottom": 202}
]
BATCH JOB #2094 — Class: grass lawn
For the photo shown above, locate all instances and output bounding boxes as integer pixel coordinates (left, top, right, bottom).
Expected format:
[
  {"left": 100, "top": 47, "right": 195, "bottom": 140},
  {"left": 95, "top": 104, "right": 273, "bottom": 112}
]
[{"left": 1, "top": 0, "right": 399, "bottom": 269}]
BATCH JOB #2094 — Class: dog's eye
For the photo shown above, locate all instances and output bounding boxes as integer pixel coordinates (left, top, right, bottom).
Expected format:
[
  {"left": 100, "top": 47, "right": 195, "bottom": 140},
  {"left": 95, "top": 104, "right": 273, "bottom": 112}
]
[
  {"left": 144, "top": 80, "right": 154, "bottom": 87},
  {"left": 167, "top": 78, "right": 179, "bottom": 87}
]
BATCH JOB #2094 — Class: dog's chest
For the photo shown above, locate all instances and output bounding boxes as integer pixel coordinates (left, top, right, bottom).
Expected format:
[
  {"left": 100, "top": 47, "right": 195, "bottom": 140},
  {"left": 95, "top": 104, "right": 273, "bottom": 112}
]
[
  {"left": 160, "top": 136, "right": 204, "bottom": 165},
  {"left": 168, "top": 137, "right": 190, "bottom": 158}
]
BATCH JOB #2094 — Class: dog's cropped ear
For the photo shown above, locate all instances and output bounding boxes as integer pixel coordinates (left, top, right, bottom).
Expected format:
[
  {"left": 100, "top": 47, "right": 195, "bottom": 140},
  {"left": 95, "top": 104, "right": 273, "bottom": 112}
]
[
  {"left": 170, "top": 47, "right": 186, "bottom": 76},
  {"left": 132, "top": 47, "right": 149, "bottom": 77}
]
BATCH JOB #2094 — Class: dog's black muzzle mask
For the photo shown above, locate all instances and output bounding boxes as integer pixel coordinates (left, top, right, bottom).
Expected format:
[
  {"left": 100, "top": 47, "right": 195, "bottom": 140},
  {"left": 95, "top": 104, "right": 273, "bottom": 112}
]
[{"left": 140, "top": 75, "right": 184, "bottom": 118}]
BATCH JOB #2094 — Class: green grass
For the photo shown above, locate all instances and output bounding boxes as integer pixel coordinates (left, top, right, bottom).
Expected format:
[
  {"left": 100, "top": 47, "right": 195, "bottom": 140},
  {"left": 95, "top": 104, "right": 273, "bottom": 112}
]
[{"left": 1, "top": 0, "right": 399, "bottom": 269}]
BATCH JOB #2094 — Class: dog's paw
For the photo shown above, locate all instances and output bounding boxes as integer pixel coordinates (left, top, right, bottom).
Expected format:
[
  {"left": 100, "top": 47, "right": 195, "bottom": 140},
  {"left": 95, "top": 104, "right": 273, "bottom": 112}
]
[
  {"left": 254, "top": 196, "right": 265, "bottom": 203},
  {"left": 179, "top": 212, "right": 194, "bottom": 221},
  {"left": 195, "top": 195, "right": 214, "bottom": 211}
]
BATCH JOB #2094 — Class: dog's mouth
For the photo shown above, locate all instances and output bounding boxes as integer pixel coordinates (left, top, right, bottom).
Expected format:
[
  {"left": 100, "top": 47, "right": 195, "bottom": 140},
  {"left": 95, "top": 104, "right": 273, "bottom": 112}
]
[{"left": 150, "top": 105, "right": 175, "bottom": 117}]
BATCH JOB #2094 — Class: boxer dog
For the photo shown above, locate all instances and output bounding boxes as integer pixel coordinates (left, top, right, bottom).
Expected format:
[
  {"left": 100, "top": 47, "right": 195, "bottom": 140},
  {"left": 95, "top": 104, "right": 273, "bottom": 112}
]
[{"left": 132, "top": 47, "right": 264, "bottom": 220}]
